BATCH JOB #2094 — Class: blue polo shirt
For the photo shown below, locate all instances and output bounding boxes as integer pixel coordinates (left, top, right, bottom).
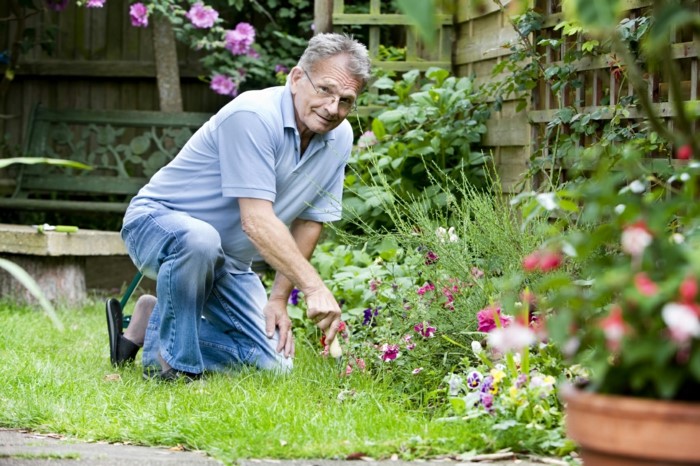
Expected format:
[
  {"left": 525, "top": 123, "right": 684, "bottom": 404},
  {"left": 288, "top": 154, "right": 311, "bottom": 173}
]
[{"left": 125, "top": 83, "right": 352, "bottom": 271}]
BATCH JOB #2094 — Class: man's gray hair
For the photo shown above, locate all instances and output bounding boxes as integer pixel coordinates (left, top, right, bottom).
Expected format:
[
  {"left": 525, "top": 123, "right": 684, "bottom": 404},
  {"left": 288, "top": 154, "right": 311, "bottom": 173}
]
[{"left": 298, "top": 33, "right": 372, "bottom": 87}]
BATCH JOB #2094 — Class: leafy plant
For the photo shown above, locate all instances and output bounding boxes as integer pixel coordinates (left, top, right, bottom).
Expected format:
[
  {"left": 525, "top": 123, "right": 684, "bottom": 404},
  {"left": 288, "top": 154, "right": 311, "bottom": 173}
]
[{"left": 344, "top": 67, "right": 492, "bottom": 232}]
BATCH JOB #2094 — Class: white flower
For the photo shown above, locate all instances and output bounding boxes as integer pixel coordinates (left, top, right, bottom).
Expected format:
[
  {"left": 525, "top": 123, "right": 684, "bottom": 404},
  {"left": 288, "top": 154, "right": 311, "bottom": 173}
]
[
  {"left": 487, "top": 323, "right": 536, "bottom": 353},
  {"left": 624, "top": 180, "right": 646, "bottom": 193},
  {"left": 471, "top": 340, "right": 483, "bottom": 356},
  {"left": 621, "top": 224, "right": 652, "bottom": 257},
  {"left": 662, "top": 302, "right": 700, "bottom": 344},
  {"left": 436, "top": 226, "right": 459, "bottom": 243},
  {"left": 672, "top": 233, "right": 685, "bottom": 244},
  {"left": 536, "top": 192, "right": 558, "bottom": 211},
  {"left": 681, "top": 173, "right": 691, "bottom": 182},
  {"left": 614, "top": 204, "right": 626, "bottom": 215}
]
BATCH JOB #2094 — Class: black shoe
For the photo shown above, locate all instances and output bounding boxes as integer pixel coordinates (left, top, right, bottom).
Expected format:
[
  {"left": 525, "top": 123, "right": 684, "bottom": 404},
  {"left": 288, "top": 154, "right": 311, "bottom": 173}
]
[
  {"left": 106, "top": 298, "right": 140, "bottom": 366},
  {"left": 143, "top": 367, "right": 202, "bottom": 383}
]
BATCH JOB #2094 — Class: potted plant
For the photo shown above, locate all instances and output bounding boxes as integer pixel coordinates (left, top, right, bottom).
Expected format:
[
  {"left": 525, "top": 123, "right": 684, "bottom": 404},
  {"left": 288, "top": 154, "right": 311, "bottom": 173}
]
[{"left": 500, "top": 1, "right": 700, "bottom": 464}]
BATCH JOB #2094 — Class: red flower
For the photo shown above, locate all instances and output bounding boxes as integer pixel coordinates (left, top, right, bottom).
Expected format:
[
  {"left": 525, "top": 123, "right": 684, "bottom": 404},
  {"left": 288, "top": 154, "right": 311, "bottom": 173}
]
[
  {"left": 634, "top": 273, "right": 659, "bottom": 297},
  {"left": 599, "top": 305, "right": 626, "bottom": 351},
  {"left": 676, "top": 144, "right": 693, "bottom": 160},
  {"left": 679, "top": 276, "right": 698, "bottom": 303},
  {"left": 522, "top": 249, "right": 563, "bottom": 272}
]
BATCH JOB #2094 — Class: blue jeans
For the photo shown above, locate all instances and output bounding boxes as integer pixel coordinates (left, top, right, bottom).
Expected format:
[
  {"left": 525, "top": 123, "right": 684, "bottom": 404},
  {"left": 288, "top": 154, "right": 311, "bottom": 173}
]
[{"left": 121, "top": 204, "right": 292, "bottom": 375}]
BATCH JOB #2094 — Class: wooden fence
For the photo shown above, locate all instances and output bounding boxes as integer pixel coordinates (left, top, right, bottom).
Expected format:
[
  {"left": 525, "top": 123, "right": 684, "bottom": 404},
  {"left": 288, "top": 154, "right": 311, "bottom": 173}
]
[
  {"left": 0, "top": 1, "right": 227, "bottom": 150},
  {"left": 4, "top": 0, "right": 698, "bottom": 194},
  {"left": 454, "top": 0, "right": 700, "bottom": 191}
]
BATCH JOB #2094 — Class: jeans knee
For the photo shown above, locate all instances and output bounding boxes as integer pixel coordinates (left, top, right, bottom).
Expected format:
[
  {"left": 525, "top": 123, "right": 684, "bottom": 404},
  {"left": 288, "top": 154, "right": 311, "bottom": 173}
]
[{"left": 178, "top": 223, "right": 224, "bottom": 267}]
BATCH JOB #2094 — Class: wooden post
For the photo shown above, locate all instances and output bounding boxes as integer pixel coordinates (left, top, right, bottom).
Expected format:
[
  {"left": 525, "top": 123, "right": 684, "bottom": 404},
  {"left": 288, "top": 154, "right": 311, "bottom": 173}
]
[
  {"left": 152, "top": 15, "right": 183, "bottom": 112},
  {"left": 314, "top": 0, "right": 333, "bottom": 34}
]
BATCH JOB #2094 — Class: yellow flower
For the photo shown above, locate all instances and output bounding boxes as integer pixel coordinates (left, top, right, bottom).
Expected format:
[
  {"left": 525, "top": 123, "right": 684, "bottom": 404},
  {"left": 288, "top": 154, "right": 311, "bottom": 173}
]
[{"left": 490, "top": 368, "right": 506, "bottom": 384}]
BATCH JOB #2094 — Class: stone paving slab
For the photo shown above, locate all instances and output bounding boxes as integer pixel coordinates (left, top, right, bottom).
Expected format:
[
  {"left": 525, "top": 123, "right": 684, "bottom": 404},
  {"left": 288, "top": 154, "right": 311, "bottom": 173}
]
[{"left": 0, "top": 429, "right": 567, "bottom": 466}]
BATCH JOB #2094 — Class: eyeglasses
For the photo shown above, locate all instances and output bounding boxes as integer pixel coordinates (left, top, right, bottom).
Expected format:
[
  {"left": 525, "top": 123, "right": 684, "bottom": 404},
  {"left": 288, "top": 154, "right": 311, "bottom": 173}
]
[{"left": 302, "top": 68, "right": 357, "bottom": 113}]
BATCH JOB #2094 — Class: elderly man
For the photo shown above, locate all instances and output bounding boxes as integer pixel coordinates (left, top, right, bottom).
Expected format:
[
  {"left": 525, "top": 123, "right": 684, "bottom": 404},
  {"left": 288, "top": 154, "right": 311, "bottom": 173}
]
[{"left": 107, "top": 33, "right": 371, "bottom": 381}]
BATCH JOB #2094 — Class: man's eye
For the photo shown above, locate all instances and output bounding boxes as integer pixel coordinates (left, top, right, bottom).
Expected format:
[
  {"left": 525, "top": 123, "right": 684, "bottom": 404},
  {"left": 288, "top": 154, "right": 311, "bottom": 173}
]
[{"left": 319, "top": 86, "right": 332, "bottom": 95}]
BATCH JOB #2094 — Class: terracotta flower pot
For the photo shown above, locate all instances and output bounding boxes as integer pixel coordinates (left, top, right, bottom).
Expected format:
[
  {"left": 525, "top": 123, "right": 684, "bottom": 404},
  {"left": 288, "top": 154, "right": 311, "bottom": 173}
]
[{"left": 562, "top": 385, "right": 700, "bottom": 465}]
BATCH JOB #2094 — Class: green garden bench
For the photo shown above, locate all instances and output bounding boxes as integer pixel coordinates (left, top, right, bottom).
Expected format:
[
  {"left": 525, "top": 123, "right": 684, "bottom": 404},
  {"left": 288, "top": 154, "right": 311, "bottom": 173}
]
[
  {"left": 0, "top": 105, "right": 211, "bottom": 304},
  {"left": 0, "top": 104, "right": 211, "bottom": 214}
]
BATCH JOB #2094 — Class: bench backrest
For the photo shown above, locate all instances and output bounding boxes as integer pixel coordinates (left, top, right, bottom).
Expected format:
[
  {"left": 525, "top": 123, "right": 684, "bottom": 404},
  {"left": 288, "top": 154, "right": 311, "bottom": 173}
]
[{"left": 8, "top": 105, "right": 212, "bottom": 212}]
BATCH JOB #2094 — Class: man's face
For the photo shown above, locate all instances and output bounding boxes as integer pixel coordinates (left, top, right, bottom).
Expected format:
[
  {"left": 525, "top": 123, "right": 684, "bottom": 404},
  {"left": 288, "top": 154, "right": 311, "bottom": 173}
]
[{"left": 290, "top": 54, "right": 363, "bottom": 136}]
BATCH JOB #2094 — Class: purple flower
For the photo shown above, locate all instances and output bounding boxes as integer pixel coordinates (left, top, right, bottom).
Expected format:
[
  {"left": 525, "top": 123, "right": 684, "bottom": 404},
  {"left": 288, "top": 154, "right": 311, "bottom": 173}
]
[
  {"left": 424, "top": 251, "right": 439, "bottom": 265},
  {"left": 224, "top": 22, "right": 256, "bottom": 55},
  {"left": 210, "top": 74, "right": 238, "bottom": 96},
  {"left": 414, "top": 321, "right": 436, "bottom": 338},
  {"left": 362, "top": 307, "right": 378, "bottom": 326},
  {"left": 480, "top": 392, "right": 494, "bottom": 411},
  {"left": 86, "top": 0, "right": 105, "bottom": 7},
  {"left": 480, "top": 375, "right": 495, "bottom": 394},
  {"left": 380, "top": 343, "right": 400, "bottom": 362},
  {"left": 186, "top": 2, "right": 219, "bottom": 28},
  {"left": 45, "top": 0, "right": 69, "bottom": 11},
  {"left": 477, "top": 305, "right": 512, "bottom": 333},
  {"left": 246, "top": 48, "right": 260, "bottom": 59},
  {"left": 274, "top": 64, "right": 289, "bottom": 74},
  {"left": 467, "top": 370, "right": 482, "bottom": 389},
  {"left": 129, "top": 3, "right": 149, "bottom": 27},
  {"left": 288, "top": 288, "right": 300, "bottom": 306}
]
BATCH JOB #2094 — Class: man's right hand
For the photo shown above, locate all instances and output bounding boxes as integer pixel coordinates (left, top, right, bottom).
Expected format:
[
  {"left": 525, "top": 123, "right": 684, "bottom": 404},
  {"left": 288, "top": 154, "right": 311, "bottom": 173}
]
[{"left": 304, "top": 286, "right": 342, "bottom": 341}]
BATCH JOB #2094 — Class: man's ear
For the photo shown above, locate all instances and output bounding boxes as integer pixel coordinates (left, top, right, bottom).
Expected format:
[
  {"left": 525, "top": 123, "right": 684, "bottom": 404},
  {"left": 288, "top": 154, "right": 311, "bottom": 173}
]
[{"left": 289, "top": 66, "right": 303, "bottom": 94}]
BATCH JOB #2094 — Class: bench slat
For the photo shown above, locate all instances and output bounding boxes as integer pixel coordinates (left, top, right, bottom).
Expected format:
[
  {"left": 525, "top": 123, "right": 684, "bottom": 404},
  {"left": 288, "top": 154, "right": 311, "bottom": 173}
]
[
  {"left": 0, "top": 198, "right": 130, "bottom": 213},
  {"left": 19, "top": 175, "right": 148, "bottom": 195},
  {"left": 35, "top": 108, "right": 211, "bottom": 127}
]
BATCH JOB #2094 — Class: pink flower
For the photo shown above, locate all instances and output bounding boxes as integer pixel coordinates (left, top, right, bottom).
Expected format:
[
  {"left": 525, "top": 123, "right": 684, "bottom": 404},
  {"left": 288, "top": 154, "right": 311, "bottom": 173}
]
[
  {"left": 224, "top": 22, "right": 256, "bottom": 55},
  {"left": 523, "top": 249, "right": 562, "bottom": 272},
  {"left": 424, "top": 251, "right": 439, "bottom": 265},
  {"left": 634, "top": 272, "right": 659, "bottom": 296},
  {"left": 679, "top": 276, "right": 698, "bottom": 303},
  {"left": 414, "top": 322, "right": 436, "bottom": 338},
  {"left": 486, "top": 322, "right": 536, "bottom": 353},
  {"left": 621, "top": 221, "right": 652, "bottom": 257},
  {"left": 677, "top": 144, "right": 693, "bottom": 160},
  {"left": 380, "top": 343, "right": 400, "bottom": 362},
  {"left": 86, "top": 0, "right": 105, "bottom": 7},
  {"left": 186, "top": 2, "right": 219, "bottom": 28},
  {"left": 471, "top": 267, "right": 484, "bottom": 279},
  {"left": 369, "top": 278, "right": 381, "bottom": 293},
  {"left": 538, "top": 251, "right": 562, "bottom": 271},
  {"left": 210, "top": 74, "right": 238, "bottom": 96},
  {"left": 416, "top": 282, "right": 435, "bottom": 295},
  {"left": 477, "top": 305, "right": 511, "bottom": 333},
  {"left": 345, "top": 364, "right": 353, "bottom": 375},
  {"left": 599, "top": 305, "right": 626, "bottom": 351},
  {"left": 355, "top": 358, "right": 366, "bottom": 370},
  {"left": 357, "top": 130, "right": 378, "bottom": 148},
  {"left": 662, "top": 302, "right": 700, "bottom": 344},
  {"left": 129, "top": 3, "right": 149, "bottom": 27}
]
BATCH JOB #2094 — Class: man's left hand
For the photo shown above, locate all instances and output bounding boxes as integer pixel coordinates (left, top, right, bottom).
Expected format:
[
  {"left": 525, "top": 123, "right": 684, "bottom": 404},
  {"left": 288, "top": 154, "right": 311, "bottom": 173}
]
[{"left": 264, "top": 298, "right": 295, "bottom": 358}]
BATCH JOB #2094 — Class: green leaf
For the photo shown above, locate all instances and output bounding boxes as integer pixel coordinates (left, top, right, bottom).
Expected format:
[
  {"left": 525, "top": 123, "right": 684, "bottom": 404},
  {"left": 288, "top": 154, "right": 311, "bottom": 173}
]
[
  {"left": 371, "top": 118, "right": 386, "bottom": 140},
  {"left": 0, "top": 157, "right": 91, "bottom": 170},
  {"left": 0, "top": 258, "right": 63, "bottom": 331},
  {"left": 566, "top": 0, "right": 621, "bottom": 31},
  {"left": 396, "top": 0, "right": 436, "bottom": 47}
]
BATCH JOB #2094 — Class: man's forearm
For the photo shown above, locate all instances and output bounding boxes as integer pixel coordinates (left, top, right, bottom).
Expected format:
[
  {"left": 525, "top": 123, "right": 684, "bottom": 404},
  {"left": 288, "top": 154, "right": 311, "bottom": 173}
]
[
  {"left": 268, "top": 218, "right": 323, "bottom": 301},
  {"left": 240, "top": 199, "right": 324, "bottom": 294}
]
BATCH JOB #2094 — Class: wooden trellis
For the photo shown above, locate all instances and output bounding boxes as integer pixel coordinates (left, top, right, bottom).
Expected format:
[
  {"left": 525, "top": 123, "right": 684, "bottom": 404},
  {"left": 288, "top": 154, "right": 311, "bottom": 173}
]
[
  {"left": 315, "top": 0, "right": 454, "bottom": 73},
  {"left": 528, "top": 0, "right": 700, "bottom": 175}
]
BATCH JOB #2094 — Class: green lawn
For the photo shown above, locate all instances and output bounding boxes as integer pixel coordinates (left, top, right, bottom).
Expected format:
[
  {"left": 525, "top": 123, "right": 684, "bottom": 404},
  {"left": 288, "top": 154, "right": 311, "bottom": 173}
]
[{"left": 0, "top": 299, "right": 563, "bottom": 464}]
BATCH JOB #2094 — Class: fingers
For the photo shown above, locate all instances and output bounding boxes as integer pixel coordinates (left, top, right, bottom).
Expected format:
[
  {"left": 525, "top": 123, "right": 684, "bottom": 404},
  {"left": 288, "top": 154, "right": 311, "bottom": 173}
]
[
  {"left": 322, "top": 316, "right": 341, "bottom": 342},
  {"left": 265, "top": 310, "right": 276, "bottom": 338}
]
